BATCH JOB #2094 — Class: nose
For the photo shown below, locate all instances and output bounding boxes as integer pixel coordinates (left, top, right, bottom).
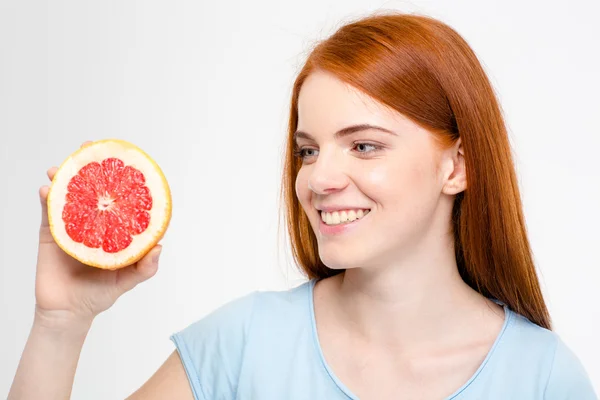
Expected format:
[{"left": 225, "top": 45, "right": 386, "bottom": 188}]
[{"left": 307, "top": 146, "right": 349, "bottom": 194}]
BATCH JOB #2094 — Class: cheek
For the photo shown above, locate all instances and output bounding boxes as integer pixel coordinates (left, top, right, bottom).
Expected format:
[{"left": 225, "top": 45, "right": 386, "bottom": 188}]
[
  {"left": 362, "top": 158, "right": 437, "bottom": 211},
  {"left": 295, "top": 169, "right": 311, "bottom": 208}
]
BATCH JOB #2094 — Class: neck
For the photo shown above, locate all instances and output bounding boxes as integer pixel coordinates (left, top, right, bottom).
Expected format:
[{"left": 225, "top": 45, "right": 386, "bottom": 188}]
[{"left": 329, "top": 230, "right": 498, "bottom": 354}]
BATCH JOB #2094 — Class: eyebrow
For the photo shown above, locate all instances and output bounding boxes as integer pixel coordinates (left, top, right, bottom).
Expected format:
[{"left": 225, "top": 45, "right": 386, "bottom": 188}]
[{"left": 293, "top": 123, "right": 398, "bottom": 143}]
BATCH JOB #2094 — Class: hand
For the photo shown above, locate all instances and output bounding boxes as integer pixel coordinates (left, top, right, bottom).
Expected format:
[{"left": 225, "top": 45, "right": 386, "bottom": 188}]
[{"left": 34, "top": 141, "right": 162, "bottom": 329}]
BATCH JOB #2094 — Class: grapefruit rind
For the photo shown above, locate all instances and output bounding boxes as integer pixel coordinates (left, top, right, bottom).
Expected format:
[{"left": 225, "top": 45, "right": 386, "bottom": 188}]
[{"left": 47, "top": 139, "right": 172, "bottom": 270}]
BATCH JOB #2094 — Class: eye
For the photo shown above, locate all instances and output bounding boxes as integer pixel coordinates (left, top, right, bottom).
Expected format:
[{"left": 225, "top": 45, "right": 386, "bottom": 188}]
[
  {"left": 292, "top": 148, "right": 318, "bottom": 159},
  {"left": 354, "top": 142, "right": 381, "bottom": 154},
  {"left": 293, "top": 142, "right": 383, "bottom": 161}
]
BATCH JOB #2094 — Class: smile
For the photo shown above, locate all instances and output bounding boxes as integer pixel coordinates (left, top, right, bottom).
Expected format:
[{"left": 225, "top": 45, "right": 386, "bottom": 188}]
[
  {"left": 318, "top": 209, "right": 371, "bottom": 236},
  {"left": 320, "top": 209, "right": 371, "bottom": 225}
]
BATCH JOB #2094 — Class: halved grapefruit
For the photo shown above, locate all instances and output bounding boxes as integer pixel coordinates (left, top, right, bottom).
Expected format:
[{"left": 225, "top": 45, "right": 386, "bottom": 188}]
[{"left": 47, "top": 139, "right": 172, "bottom": 270}]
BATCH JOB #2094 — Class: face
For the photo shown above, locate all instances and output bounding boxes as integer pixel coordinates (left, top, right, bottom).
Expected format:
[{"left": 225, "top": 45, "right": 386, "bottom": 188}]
[{"left": 294, "top": 70, "right": 465, "bottom": 271}]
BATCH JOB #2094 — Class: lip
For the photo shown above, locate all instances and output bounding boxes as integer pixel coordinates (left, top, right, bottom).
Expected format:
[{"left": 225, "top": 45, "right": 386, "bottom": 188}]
[
  {"left": 318, "top": 210, "right": 370, "bottom": 236},
  {"left": 317, "top": 206, "right": 371, "bottom": 213}
]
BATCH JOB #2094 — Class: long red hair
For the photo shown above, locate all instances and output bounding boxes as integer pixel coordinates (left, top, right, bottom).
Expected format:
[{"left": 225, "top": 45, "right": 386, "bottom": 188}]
[{"left": 278, "top": 12, "right": 551, "bottom": 329}]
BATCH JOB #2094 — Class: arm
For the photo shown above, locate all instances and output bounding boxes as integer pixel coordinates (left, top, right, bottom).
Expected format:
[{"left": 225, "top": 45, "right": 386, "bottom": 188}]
[
  {"left": 126, "top": 351, "right": 195, "bottom": 400},
  {"left": 8, "top": 311, "right": 194, "bottom": 400},
  {"left": 8, "top": 311, "right": 92, "bottom": 400},
  {"left": 9, "top": 152, "right": 176, "bottom": 399}
]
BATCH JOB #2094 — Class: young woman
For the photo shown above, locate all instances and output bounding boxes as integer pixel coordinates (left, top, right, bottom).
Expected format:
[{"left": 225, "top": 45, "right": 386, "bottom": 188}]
[{"left": 9, "top": 12, "right": 597, "bottom": 400}]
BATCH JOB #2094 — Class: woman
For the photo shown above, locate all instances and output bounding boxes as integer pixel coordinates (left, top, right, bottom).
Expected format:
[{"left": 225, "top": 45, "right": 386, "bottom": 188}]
[{"left": 9, "top": 12, "right": 597, "bottom": 400}]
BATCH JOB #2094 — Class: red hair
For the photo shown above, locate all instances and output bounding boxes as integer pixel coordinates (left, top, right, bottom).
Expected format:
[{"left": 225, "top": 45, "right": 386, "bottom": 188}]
[{"left": 278, "top": 12, "right": 551, "bottom": 329}]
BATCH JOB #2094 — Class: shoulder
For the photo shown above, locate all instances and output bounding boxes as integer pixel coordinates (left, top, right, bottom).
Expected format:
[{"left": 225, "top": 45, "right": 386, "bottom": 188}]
[
  {"left": 543, "top": 333, "right": 597, "bottom": 399},
  {"left": 499, "top": 311, "right": 597, "bottom": 399},
  {"left": 169, "top": 290, "right": 258, "bottom": 399},
  {"left": 170, "top": 280, "right": 313, "bottom": 399},
  {"left": 172, "top": 279, "right": 311, "bottom": 344}
]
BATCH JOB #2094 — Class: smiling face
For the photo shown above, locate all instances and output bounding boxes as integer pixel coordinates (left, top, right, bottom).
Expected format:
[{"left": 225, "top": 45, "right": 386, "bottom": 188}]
[{"left": 294, "top": 70, "right": 465, "bottom": 271}]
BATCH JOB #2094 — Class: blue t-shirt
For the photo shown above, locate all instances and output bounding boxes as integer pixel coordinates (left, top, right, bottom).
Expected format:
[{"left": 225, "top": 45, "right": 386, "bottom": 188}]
[{"left": 170, "top": 279, "right": 597, "bottom": 399}]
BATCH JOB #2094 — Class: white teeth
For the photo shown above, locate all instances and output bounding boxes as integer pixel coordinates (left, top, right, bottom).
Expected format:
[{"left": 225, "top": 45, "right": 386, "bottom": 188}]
[
  {"left": 347, "top": 210, "right": 357, "bottom": 221},
  {"left": 321, "top": 209, "right": 370, "bottom": 225},
  {"left": 332, "top": 212, "right": 340, "bottom": 224}
]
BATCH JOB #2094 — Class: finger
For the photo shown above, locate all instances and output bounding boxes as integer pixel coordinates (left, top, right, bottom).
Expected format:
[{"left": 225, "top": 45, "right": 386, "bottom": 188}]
[
  {"left": 40, "top": 185, "right": 50, "bottom": 227},
  {"left": 47, "top": 166, "right": 58, "bottom": 182},
  {"left": 116, "top": 245, "right": 162, "bottom": 294}
]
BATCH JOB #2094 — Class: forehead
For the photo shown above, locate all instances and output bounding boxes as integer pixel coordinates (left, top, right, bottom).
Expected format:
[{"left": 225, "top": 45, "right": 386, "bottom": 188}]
[{"left": 297, "top": 71, "right": 403, "bottom": 132}]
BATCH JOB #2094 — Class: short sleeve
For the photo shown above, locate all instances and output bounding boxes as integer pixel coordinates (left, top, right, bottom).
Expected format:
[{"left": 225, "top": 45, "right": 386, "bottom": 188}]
[
  {"left": 544, "top": 337, "right": 598, "bottom": 400},
  {"left": 170, "top": 291, "right": 259, "bottom": 400}
]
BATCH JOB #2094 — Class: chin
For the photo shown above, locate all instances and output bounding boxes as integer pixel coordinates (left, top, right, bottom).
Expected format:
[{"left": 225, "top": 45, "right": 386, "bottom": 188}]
[{"left": 318, "top": 249, "right": 367, "bottom": 271}]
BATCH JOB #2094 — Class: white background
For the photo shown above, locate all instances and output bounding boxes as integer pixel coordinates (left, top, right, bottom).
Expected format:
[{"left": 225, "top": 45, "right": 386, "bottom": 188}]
[{"left": 1, "top": 0, "right": 598, "bottom": 398}]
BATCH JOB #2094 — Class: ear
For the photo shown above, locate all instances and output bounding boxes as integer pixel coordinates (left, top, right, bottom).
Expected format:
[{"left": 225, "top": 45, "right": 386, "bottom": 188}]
[{"left": 442, "top": 137, "right": 467, "bottom": 195}]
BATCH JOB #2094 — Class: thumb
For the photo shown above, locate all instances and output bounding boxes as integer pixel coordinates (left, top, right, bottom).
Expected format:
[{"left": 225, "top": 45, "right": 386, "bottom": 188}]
[
  {"left": 38, "top": 186, "right": 55, "bottom": 245},
  {"left": 40, "top": 186, "right": 50, "bottom": 228},
  {"left": 116, "top": 245, "right": 162, "bottom": 293}
]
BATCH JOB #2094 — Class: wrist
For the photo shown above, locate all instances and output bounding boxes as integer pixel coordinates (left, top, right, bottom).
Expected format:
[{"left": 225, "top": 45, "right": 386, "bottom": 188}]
[{"left": 33, "top": 306, "right": 94, "bottom": 337}]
